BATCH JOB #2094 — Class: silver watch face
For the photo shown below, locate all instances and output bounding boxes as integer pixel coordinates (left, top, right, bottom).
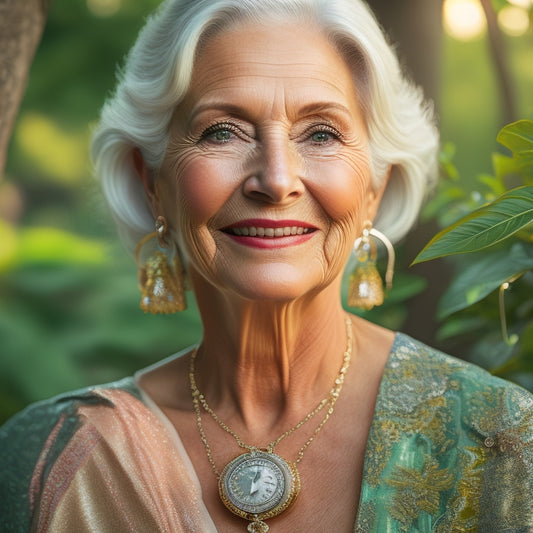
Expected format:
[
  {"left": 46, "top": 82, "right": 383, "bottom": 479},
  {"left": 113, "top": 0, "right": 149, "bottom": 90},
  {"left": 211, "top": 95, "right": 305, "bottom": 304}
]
[{"left": 219, "top": 451, "right": 300, "bottom": 518}]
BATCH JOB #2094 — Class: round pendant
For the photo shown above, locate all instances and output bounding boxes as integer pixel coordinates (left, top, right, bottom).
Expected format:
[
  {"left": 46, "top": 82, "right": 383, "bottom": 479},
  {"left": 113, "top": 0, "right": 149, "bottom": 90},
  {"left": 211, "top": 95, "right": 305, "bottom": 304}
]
[{"left": 218, "top": 450, "right": 300, "bottom": 522}]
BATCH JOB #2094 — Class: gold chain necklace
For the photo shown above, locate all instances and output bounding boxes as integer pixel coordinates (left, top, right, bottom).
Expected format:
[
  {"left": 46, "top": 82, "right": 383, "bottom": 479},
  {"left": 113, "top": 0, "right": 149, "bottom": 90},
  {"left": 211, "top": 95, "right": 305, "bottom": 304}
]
[{"left": 189, "top": 317, "right": 353, "bottom": 533}]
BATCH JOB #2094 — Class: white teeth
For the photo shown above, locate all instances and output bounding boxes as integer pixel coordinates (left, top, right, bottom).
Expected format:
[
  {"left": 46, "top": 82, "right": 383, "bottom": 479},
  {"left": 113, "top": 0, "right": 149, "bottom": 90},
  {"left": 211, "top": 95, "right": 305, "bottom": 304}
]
[{"left": 230, "top": 226, "right": 312, "bottom": 238}]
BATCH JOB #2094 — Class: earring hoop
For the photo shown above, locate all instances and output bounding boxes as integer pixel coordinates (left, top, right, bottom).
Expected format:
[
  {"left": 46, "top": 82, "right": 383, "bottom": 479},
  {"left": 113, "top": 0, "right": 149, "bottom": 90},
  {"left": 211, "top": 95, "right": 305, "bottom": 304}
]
[
  {"left": 135, "top": 216, "right": 187, "bottom": 313},
  {"left": 347, "top": 222, "right": 395, "bottom": 310}
]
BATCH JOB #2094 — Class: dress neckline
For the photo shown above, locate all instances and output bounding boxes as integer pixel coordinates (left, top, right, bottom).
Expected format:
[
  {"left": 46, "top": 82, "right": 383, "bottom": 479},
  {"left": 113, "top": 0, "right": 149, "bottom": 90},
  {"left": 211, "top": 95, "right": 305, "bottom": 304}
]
[{"left": 134, "top": 332, "right": 406, "bottom": 532}]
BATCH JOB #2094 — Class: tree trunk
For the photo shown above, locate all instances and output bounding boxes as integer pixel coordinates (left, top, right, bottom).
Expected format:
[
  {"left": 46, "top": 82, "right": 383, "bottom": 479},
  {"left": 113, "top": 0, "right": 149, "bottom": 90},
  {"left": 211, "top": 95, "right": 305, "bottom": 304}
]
[
  {"left": 0, "top": 0, "right": 52, "bottom": 178},
  {"left": 479, "top": 0, "right": 517, "bottom": 125},
  {"left": 367, "top": 0, "right": 443, "bottom": 104},
  {"left": 367, "top": 0, "right": 451, "bottom": 349}
]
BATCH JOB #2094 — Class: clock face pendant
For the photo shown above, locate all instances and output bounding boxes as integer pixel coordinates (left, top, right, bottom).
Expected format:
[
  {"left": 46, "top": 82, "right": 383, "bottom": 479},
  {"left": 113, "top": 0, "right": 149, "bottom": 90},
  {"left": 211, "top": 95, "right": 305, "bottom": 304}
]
[{"left": 218, "top": 451, "right": 300, "bottom": 522}]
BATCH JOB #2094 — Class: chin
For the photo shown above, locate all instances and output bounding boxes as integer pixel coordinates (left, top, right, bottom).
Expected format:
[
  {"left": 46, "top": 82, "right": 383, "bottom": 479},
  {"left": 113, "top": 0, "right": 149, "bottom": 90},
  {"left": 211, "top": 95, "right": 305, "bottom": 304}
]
[{"left": 221, "top": 272, "right": 331, "bottom": 305}]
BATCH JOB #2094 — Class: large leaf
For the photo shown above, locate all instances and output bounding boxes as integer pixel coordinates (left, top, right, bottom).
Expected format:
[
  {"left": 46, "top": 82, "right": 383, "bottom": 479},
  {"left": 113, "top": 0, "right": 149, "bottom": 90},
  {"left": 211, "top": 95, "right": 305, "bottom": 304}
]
[
  {"left": 497, "top": 120, "right": 533, "bottom": 154},
  {"left": 438, "top": 243, "right": 533, "bottom": 318},
  {"left": 494, "top": 120, "right": 533, "bottom": 178},
  {"left": 413, "top": 186, "right": 533, "bottom": 263}
]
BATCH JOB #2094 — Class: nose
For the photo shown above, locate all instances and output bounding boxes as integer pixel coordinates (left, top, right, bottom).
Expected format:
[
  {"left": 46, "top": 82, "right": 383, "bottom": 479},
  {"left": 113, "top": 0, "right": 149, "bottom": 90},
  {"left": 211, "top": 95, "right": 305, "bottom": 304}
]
[{"left": 243, "top": 136, "right": 304, "bottom": 204}]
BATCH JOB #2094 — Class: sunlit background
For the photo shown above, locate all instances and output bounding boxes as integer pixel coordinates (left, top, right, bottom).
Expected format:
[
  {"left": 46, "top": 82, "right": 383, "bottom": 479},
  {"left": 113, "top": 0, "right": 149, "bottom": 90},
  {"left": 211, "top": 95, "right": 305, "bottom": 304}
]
[
  {"left": 1, "top": 0, "right": 532, "bottom": 423},
  {"left": 444, "top": 0, "right": 531, "bottom": 40}
]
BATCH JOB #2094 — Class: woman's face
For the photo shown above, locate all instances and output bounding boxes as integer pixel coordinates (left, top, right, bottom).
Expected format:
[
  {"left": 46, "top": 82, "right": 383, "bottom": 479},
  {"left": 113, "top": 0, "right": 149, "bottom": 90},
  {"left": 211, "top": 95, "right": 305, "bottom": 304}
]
[{"left": 153, "top": 22, "right": 385, "bottom": 302}]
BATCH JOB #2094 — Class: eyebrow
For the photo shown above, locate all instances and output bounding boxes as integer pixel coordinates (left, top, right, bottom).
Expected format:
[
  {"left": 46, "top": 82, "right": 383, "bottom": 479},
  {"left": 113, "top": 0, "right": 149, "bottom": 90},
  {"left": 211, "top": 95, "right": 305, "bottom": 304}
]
[
  {"left": 189, "top": 102, "right": 251, "bottom": 125},
  {"left": 297, "top": 101, "right": 353, "bottom": 118},
  {"left": 188, "top": 100, "right": 354, "bottom": 126}
]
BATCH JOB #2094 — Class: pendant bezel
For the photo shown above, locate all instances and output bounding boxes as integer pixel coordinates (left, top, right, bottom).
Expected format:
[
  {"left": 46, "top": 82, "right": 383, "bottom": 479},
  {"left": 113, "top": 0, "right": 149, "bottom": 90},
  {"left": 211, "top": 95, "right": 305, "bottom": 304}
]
[{"left": 218, "top": 450, "right": 300, "bottom": 522}]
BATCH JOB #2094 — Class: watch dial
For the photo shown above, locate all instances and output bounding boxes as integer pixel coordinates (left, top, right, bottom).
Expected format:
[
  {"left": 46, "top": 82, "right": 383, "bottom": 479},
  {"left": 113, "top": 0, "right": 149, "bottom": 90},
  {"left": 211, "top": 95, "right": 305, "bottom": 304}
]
[
  {"left": 228, "top": 457, "right": 284, "bottom": 508},
  {"left": 220, "top": 451, "right": 299, "bottom": 517}
]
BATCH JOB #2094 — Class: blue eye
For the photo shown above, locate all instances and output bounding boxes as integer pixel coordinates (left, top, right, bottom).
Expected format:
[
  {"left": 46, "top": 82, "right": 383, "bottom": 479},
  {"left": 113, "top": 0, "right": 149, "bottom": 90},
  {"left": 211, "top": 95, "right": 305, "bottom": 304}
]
[
  {"left": 200, "top": 124, "right": 236, "bottom": 144},
  {"left": 211, "top": 129, "right": 232, "bottom": 142},
  {"left": 308, "top": 126, "right": 340, "bottom": 144},
  {"left": 311, "top": 131, "right": 332, "bottom": 143}
]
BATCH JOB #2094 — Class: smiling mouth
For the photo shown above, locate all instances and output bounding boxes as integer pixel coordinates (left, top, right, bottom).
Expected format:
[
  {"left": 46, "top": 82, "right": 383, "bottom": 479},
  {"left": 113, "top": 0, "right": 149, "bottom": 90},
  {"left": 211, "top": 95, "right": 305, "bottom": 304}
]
[{"left": 225, "top": 226, "right": 314, "bottom": 238}]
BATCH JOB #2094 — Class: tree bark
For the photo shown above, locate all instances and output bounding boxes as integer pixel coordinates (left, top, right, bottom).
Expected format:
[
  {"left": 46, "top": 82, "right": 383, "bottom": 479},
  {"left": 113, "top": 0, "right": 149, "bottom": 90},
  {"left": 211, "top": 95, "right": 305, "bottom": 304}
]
[{"left": 0, "top": 0, "right": 52, "bottom": 178}]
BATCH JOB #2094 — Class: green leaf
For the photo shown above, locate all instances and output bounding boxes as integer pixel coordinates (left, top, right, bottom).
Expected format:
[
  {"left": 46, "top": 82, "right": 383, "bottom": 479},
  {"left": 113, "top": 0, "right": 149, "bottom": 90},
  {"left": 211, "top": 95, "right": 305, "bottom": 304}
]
[
  {"left": 438, "top": 244, "right": 533, "bottom": 318},
  {"left": 494, "top": 151, "right": 533, "bottom": 178},
  {"left": 477, "top": 173, "right": 506, "bottom": 196},
  {"left": 413, "top": 186, "right": 533, "bottom": 263},
  {"left": 494, "top": 120, "right": 533, "bottom": 178},
  {"left": 439, "top": 143, "right": 460, "bottom": 181},
  {"left": 497, "top": 120, "right": 533, "bottom": 154},
  {"left": 436, "top": 315, "right": 487, "bottom": 341}
]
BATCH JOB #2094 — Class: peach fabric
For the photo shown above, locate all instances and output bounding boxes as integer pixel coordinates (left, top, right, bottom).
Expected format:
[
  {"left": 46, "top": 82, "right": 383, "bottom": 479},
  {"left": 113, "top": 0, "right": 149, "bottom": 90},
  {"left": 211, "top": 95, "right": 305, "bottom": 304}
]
[{"left": 34, "top": 388, "right": 216, "bottom": 532}]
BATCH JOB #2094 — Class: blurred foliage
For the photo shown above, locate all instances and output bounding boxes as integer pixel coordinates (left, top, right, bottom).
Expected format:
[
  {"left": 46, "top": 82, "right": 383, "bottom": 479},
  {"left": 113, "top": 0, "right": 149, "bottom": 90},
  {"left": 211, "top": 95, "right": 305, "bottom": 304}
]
[
  {"left": 440, "top": 3, "right": 533, "bottom": 181},
  {"left": 1, "top": 0, "right": 532, "bottom": 424},
  {"left": 0, "top": 227, "right": 203, "bottom": 424},
  {"left": 1, "top": 0, "right": 203, "bottom": 425},
  {"left": 416, "top": 120, "right": 533, "bottom": 391}
]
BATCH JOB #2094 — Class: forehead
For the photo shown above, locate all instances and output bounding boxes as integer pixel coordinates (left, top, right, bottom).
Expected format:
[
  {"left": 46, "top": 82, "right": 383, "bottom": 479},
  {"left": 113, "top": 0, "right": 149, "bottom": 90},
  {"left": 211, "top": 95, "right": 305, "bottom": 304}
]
[{"left": 182, "top": 22, "right": 361, "bottom": 118}]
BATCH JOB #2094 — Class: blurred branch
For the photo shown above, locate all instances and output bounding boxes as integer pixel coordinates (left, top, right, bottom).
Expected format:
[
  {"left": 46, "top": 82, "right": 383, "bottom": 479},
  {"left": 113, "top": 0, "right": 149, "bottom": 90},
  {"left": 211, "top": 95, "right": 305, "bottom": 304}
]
[
  {"left": 0, "top": 0, "right": 52, "bottom": 178},
  {"left": 479, "top": 0, "right": 517, "bottom": 125}
]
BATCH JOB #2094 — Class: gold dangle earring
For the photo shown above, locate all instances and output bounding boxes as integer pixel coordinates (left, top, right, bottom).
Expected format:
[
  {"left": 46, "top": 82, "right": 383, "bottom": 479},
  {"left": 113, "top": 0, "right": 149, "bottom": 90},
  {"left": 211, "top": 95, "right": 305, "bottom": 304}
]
[
  {"left": 135, "top": 215, "right": 187, "bottom": 313},
  {"left": 347, "top": 221, "right": 395, "bottom": 310}
]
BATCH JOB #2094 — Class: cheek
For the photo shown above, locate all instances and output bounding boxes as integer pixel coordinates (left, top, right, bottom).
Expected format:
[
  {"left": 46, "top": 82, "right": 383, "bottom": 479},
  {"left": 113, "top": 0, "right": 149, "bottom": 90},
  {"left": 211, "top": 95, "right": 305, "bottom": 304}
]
[
  {"left": 176, "top": 159, "right": 225, "bottom": 224},
  {"left": 307, "top": 153, "right": 372, "bottom": 223},
  {"left": 162, "top": 152, "right": 242, "bottom": 227},
  {"left": 308, "top": 154, "right": 373, "bottom": 267}
]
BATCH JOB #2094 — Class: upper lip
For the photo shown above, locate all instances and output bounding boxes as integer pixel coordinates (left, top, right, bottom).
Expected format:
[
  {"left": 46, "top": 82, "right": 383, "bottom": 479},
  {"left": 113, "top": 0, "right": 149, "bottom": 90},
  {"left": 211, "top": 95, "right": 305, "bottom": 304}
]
[{"left": 223, "top": 219, "right": 316, "bottom": 230}]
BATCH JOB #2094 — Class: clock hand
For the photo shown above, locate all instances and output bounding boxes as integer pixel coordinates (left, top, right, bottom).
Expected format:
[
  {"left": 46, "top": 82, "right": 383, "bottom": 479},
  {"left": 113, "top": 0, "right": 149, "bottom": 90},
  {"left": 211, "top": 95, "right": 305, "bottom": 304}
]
[{"left": 250, "top": 468, "right": 261, "bottom": 495}]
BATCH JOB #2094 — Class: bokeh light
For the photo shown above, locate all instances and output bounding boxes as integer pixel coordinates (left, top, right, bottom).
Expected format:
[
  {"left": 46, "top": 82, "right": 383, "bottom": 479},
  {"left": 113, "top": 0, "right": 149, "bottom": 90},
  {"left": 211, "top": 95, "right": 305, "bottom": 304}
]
[
  {"left": 443, "top": 0, "right": 487, "bottom": 41},
  {"left": 498, "top": 5, "right": 530, "bottom": 36},
  {"left": 86, "top": 0, "right": 121, "bottom": 17},
  {"left": 15, "top": 113, "right": 88, "bottom": 184}
]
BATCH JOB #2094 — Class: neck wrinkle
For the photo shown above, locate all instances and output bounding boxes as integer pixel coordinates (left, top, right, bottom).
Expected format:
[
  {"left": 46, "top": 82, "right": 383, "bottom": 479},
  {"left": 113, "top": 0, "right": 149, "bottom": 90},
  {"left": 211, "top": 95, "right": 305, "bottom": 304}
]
[{"left": 192, "top": 275, "right": 350, "bottom": 438}]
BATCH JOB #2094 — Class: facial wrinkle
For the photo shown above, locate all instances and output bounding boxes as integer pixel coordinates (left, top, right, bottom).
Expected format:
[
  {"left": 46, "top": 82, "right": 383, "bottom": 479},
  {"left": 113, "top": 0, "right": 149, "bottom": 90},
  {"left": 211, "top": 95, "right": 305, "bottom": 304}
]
[{"left": 153, "top": 21, "right": 377, "bottom": 435}]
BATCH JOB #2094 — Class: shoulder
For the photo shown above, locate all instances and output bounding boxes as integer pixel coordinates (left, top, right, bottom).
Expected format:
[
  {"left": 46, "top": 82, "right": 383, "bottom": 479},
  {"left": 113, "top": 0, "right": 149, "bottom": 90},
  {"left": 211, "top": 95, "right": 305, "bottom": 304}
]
[
  {"left": 0, "top": 378, "right": 142, "bottom": 532},
  {"left": 385, "top": 333, "right": 533, "bottom": 473},
  {"left": 387, "top": 333, "right": 533, "bottom": 430},
  {"left": 362, "top": 334, "right": 533, "bottom": 530}
]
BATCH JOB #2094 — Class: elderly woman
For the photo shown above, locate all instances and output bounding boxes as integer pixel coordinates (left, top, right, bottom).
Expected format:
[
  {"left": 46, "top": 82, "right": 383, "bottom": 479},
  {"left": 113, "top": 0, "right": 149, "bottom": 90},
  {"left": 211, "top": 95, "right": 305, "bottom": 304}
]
[{"left": 1, "top": 0, "right": 532, "bottom": 531}]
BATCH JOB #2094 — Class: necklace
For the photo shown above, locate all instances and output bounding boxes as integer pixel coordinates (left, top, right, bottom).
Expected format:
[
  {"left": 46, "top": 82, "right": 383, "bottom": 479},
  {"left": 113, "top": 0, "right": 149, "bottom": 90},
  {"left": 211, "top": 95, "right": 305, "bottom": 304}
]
[{"left": 189, "top": 317, "right": 353, "bottom": 533}]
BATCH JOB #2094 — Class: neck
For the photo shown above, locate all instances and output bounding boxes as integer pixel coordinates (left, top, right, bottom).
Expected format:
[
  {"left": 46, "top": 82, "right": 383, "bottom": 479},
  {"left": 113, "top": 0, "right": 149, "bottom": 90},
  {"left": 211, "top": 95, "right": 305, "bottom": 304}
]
[{"left": 190, "top": 270, "right": 351, "bottom": 440}]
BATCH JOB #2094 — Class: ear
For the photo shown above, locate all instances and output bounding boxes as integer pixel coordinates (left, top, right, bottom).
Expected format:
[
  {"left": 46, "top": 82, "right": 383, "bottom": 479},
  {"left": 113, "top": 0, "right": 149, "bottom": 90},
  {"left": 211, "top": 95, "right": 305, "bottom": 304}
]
[
  {"left": 366, "top": 165, "right": 391, "bottom": 222},
  {"left": 132, "top": 148, "right": 159, "bottom": 216}
]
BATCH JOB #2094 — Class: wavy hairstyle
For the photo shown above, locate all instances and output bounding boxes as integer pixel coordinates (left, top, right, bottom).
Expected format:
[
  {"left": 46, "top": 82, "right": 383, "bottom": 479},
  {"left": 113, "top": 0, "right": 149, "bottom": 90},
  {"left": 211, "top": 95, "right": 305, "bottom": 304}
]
[{"left": 91, "top": 0, "right": 439, "bottom": 250}]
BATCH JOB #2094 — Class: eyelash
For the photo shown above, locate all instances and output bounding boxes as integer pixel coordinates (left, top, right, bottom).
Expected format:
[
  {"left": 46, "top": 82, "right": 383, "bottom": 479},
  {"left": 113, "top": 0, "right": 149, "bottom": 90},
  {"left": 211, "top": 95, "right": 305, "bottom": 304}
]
[
  {"left": 199, "top": 122, "right": 242, "bottom": 143},
  {"left": 198, "top": 122, "right": 342, "bottom": 145},
  {"left": 306, "top": 125, "right": 342, "bottom": 144}
]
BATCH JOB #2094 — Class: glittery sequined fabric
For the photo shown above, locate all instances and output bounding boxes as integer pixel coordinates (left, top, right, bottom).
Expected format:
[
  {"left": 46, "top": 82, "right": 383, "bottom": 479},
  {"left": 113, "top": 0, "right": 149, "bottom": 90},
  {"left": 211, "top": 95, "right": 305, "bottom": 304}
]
[
  {"left": 1, "top": 334, "right": 532, "bottom": 532},
  {"left": 355, "top": 334, "right": 533, "bottom": 533},
  {"left": 0, "top": 378, "right": 216, "bottom": 532}
]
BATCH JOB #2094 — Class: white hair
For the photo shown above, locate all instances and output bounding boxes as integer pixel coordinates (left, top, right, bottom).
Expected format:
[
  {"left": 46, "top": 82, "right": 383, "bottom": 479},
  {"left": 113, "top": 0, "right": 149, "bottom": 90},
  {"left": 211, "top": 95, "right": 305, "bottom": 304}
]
[{"left": 91, "top": 0, "right": 439, "bottom": 251}]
